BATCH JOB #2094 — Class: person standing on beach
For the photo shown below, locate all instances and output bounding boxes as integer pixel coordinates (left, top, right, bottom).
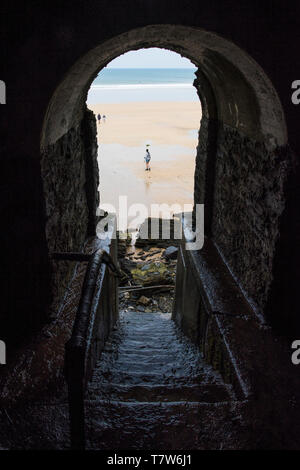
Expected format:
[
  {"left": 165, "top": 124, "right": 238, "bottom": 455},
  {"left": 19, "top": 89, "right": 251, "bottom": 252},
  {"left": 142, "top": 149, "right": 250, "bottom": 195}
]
[
  {"left": 97, "top": 113, "right": 101, "bottom": 124},
  {"left": 144, "top": 148, "right": 151, "bottom": 171}
]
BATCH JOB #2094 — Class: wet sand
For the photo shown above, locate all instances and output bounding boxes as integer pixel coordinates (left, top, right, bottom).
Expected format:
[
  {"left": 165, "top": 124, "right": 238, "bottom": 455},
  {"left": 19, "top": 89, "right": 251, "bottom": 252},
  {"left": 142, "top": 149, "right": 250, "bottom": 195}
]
[{"left": 87, "top": 101, "right": 202, "bottom": 223}]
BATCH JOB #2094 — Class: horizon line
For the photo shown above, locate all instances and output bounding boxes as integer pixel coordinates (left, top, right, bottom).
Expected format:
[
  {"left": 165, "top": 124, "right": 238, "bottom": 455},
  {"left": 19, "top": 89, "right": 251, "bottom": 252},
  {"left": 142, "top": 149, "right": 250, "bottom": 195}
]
[{"left": 104, "top": 66, "right": 196, "bottom": 70}]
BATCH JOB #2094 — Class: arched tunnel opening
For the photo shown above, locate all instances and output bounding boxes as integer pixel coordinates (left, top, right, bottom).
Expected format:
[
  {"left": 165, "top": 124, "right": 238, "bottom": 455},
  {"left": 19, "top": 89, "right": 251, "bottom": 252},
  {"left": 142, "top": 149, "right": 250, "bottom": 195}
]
[
  {"left": 86, "top": 47, "right": 201, "bottom": 322},
  {"left": 1, "top": 23, "right": 299, "bottom": 451},
  {"left": 40, "top": 24, "right": 288, "bottom": 330}
]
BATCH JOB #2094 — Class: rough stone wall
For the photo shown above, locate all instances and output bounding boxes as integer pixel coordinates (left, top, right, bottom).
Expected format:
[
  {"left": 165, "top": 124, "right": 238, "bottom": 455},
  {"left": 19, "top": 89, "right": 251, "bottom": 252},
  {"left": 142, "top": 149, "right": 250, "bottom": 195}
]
[
  {"left": 194, "top": 117, "right": 209, "bottom": 206},
  {"left": 193, "top": 69, "right": 297, "bottom": 331},
  {"left": 193, "top": 71, "right": 218, "bottom": 235},
  {"left": 41, "top": 108, "right": 99, "bottom": 316},
  {"left": 193, "top": 116, "right": 218, "bottom": 233},
  {"left": 211, "top": 125, "right": 292, "bottom": 313},
  {"left": 82, "top": 109, "right": 100, "bottom": 236}
]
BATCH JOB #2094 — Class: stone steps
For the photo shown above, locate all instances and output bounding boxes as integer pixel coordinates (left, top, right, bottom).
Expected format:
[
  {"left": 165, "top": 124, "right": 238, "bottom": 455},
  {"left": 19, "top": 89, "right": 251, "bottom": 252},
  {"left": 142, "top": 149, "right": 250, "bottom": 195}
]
[
  {"left": 90, "top": 370, "right": 213, "bottom": 386},
  {"left": 85, "top": 399, "right": 245, "bottom": 450},
  {"left": 87, "top": 382, "right": 232, "bottom": 403},
  {"left": 86, "top": 310, "right": 241, "bottom": 449}
]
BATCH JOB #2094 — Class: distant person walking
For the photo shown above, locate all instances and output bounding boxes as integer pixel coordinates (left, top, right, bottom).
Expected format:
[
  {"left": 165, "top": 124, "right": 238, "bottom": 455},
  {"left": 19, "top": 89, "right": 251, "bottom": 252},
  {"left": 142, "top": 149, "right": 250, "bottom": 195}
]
[
  {"left": 103, "top": 114, "right": 106, "bottom": 123},
  {"left": 97, "top": 113, "right": 101, "bottom": 124},
  {"left": 144, "top": 148, "right": 151, "bottom": 171}
]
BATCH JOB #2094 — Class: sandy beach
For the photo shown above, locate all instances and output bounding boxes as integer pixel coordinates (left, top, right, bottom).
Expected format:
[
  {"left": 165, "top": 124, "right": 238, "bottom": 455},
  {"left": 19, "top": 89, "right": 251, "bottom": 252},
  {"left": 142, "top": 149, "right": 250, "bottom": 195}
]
[{"left": 87, "top": 101, "right": 202, "bottom": 225}]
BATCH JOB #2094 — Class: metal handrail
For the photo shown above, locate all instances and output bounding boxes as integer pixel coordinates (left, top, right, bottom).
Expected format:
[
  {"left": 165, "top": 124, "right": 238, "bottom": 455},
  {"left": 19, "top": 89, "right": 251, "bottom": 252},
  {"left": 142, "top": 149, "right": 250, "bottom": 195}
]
[{"left": 54, "top": 247, "right": 120, "bottom": 449}]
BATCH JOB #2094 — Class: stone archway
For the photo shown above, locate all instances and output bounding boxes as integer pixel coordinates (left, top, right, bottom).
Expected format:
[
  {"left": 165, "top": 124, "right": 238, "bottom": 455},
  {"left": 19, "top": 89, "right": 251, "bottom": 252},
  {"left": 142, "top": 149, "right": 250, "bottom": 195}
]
[
  {"left": 41, "top": 25, "right": 286, "bottom": 148},
  {"left": 40, "top": 24, "right": 290, "bottom": 326}
]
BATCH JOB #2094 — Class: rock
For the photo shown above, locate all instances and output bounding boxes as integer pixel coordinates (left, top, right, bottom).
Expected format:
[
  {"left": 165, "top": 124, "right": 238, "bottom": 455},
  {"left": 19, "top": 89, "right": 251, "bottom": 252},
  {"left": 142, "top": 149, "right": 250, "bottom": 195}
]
[
  {"left": 150, "top": 249, "right": 161, "bottom": 255},
  {"left": 130, "top": 293, "right": 139, "bottom": 300},
  {"left": 137, "top": 295, "right": 151, "bottom": 305},
  {"left": 158, "top": 295, "right": 174, "bottom": 312},
  {"left": 163, "top": 246, "right": 178, "bottom": 260},
  {"left": 141, "top": 264, "right": 151, "bottom": 271},
  {"left": 131, "top": 261, "right": 173, "bottom": 286}
]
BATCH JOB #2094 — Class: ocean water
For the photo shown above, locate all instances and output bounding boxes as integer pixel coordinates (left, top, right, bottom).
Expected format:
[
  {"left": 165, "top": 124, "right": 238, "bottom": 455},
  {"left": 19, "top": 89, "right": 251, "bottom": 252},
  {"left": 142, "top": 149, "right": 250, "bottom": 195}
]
[
  {"left": 87, "top": 68, "right": 198, "bottom": 103},
  {"left": 92, "top": 68, "right": 196, "bottom": 85}
]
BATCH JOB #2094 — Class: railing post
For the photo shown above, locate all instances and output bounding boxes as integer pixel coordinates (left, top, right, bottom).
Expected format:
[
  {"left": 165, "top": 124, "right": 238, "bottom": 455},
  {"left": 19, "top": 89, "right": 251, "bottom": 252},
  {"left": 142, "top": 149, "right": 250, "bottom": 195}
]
[
  {"left": 61, "top": 224, "right": 120, "bottom": 450},
  {"left": 65, "top": 342, "right": 86, "bottom": 450}
]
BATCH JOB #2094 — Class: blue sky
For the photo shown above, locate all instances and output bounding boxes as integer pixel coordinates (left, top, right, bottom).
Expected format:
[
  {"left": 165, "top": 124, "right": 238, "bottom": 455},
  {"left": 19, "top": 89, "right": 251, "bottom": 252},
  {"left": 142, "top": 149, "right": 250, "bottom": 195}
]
[{"left": 108, "top": 48, "right": 196, "bottom": 69}]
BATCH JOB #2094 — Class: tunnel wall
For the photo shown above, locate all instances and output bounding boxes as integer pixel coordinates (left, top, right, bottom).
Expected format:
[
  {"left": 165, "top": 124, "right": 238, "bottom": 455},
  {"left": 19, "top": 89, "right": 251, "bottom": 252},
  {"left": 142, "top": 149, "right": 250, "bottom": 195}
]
[
  {"left": 211, "top": 126, "right": 291, "bottom": 313},
  {"left": 41, "top": 108, "right": 99, "bottom": 316},
  {"left": 193, "top": 68, "right": 294, "bottom": 322},
  {"left": 0, "top": 157, "right": 51, "bottom": 347}
]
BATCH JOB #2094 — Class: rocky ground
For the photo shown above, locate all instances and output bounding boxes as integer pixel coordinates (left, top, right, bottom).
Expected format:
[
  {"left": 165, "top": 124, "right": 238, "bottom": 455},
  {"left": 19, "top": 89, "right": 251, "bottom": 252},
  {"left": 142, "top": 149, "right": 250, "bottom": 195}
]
[{"left": 117, "top": 231, "right": 179, "bottom": 314}]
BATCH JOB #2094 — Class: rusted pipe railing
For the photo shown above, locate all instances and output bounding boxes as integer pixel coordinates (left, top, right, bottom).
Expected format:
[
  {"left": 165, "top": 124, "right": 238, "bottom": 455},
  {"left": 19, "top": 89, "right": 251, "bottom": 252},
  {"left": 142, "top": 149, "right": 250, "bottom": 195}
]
[{"left": 53, "top": 247, "right": 119, "bottom": 449}]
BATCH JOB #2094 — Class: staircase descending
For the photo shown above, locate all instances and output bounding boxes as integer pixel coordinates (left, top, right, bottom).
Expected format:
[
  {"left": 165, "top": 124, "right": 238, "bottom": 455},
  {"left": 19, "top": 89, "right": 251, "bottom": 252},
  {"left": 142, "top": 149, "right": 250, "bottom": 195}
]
[{"left": 86, "top": 311, "right": 247, "bottom": 450}]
